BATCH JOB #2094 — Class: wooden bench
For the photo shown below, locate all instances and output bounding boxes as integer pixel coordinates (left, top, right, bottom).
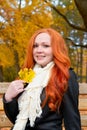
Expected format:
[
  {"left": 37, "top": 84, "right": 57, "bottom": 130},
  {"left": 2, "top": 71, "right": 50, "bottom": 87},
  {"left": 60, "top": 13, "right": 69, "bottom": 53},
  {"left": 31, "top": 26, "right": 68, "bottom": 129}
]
[{"left": 0, "top": 82, "right": 87, "bottom": 130}]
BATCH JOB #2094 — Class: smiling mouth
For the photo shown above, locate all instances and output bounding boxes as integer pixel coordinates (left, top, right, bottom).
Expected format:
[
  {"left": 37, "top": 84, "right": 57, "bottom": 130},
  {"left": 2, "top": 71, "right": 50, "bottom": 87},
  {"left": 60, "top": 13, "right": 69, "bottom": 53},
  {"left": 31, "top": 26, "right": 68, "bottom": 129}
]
[
  {"left": 36, "top": 56, "right": 45, "bottom": 59},
  {"left": 37, "top": 55, "right": 45, "bottom": 57}
]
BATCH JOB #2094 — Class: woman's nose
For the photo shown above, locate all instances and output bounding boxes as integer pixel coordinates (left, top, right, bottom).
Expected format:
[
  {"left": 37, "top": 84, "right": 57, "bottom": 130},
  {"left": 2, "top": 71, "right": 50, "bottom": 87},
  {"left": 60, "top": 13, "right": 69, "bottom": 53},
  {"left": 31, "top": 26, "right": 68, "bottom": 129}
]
[{"left": 37, "top": 46, "right": 43, "bottom": 52}]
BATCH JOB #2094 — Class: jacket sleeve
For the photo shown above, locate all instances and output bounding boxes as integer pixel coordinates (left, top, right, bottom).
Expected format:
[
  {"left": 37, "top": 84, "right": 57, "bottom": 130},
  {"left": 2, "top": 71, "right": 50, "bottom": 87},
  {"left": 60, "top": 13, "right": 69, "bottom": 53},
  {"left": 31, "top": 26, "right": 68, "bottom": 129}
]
[
  {"left": 3, "top": 95, "right": 19, "bottom": 124},
  {"left": 62, "top": 69, "right": 81, "bottom": 130}
]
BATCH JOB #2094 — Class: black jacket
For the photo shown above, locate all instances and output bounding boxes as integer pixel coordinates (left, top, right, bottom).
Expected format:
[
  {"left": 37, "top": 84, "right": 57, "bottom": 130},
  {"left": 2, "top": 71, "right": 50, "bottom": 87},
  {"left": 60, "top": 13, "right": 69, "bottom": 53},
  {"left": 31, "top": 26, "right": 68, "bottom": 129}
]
[{"left": 3, "top": 69, "right": 81, "bottom": 130}]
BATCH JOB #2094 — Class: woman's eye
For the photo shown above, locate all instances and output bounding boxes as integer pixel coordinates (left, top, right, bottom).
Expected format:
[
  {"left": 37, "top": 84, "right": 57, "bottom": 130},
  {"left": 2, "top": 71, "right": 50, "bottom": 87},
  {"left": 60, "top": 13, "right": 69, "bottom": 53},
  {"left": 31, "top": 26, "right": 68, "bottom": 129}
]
[
  {"left": 43, "top": 44, "right": 50, "bottom": 47},
  {"left": 33, "top": 44, "right": 38, "bottom": 48}
]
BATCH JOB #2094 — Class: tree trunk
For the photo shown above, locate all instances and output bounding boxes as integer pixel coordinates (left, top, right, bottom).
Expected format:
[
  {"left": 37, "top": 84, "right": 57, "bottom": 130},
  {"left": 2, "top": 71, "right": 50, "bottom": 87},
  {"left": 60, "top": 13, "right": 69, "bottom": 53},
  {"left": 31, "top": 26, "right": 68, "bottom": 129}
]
[
  {"left": 74, "top": 0, "right": 87, "bottom": 29},
  {"left": 0, "top": 65, "right": 3, "bottom": 81}
]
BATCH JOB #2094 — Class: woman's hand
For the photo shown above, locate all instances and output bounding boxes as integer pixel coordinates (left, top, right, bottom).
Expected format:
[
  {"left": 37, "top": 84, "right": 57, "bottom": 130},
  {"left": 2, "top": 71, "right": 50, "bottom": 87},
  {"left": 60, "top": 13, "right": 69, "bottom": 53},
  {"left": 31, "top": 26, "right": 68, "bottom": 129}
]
[{"left": 5, "top": 80, "right": 24, "bottom": 102}]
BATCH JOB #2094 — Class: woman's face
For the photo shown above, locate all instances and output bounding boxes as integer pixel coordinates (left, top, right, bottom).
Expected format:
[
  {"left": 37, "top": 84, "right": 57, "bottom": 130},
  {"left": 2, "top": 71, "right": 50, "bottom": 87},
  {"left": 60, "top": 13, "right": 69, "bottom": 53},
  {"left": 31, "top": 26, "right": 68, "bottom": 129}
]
[{"left": 33, "top": 33, "right": 53, "bottom": 67}]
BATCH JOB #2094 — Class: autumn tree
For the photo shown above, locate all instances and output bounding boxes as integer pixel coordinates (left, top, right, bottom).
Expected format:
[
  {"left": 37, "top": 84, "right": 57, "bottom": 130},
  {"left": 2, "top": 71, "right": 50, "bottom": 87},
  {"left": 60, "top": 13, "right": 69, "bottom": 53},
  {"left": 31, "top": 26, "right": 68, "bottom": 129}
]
[{"left": 0, "top": 0, "right": 53, "bottom": 81}]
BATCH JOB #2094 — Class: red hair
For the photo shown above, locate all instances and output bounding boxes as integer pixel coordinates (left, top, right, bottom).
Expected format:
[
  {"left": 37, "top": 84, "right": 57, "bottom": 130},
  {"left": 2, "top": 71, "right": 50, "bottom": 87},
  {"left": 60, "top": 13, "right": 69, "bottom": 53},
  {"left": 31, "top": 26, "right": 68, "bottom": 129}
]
[{"left": 23, "top": 28, "right": 71, "bottom": 111}]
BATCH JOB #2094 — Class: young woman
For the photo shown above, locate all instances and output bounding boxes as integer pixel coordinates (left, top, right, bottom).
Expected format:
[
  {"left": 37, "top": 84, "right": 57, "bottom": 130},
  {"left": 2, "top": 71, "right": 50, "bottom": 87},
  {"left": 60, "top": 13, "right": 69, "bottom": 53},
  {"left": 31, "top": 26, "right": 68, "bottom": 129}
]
[{"left": 3, "top": 28, "right": 81, "bottom": 130}]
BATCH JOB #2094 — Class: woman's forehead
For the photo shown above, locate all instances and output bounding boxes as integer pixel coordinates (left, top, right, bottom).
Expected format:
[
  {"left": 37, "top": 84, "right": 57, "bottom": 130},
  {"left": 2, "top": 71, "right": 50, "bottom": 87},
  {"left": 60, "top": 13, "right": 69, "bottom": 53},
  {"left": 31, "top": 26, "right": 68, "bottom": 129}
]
[{"left": 35, "top": 33, "right": 51, "bottom": 43}]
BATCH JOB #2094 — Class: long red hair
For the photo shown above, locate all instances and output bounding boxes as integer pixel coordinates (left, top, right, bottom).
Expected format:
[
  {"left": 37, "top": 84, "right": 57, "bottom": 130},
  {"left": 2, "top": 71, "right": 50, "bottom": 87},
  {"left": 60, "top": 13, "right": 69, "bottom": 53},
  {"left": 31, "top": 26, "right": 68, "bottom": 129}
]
[{"left": 23, "top": 28, "right": 71, "bottom": 111}]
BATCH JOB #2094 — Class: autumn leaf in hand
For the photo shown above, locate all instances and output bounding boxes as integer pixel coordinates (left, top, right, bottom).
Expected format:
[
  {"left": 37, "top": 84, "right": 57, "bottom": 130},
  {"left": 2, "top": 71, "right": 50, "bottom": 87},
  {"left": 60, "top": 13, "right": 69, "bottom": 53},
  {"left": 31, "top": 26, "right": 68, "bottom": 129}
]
[{"left": 18, "top": 68, "right": 35, "bottom": 83}]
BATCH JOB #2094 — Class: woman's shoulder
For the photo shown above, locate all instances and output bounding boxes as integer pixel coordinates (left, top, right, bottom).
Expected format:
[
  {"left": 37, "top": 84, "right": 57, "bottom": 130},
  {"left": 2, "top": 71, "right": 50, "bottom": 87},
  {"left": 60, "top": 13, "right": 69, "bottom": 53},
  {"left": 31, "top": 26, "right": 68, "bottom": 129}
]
[
  {"left": 69, "top": 68, "right": 78, "bottom": 79},
  {"left": 68, "top": 68, "right": 79, "bottom": 96}
]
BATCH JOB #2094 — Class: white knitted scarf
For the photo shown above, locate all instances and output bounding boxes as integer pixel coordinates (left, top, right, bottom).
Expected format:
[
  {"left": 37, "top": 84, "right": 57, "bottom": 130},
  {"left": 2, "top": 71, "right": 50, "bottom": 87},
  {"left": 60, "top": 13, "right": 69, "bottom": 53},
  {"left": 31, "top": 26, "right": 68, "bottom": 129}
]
[{"left": 13, "top": 61, "right": 54, "bottom": 130}]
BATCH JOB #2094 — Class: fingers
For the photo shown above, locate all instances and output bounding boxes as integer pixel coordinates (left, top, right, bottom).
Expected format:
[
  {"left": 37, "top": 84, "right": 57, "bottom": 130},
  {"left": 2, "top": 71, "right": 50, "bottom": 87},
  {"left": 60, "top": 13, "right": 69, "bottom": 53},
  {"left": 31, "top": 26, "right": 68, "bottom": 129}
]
[
  {"left": 5, "top": 80, "right": 25, "bottom": 101},
  {"left": 11, "top": 80, "right": 24, "bottom": 89}
]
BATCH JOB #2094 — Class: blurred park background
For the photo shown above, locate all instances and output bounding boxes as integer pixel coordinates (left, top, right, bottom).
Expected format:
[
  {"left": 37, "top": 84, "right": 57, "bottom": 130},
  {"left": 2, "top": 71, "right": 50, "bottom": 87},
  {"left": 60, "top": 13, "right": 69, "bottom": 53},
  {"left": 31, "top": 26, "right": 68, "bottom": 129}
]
[{"left": 0, "top": 0, "right": 87, "bottom": 83}]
